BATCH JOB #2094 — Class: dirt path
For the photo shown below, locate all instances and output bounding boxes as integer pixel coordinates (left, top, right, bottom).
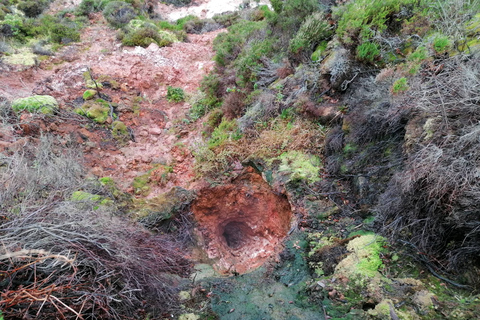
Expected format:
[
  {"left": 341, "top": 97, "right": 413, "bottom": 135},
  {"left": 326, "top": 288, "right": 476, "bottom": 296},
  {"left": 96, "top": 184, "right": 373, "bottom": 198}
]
[{"left": 0, "top": 12, "right": 222, "bottom": 196}]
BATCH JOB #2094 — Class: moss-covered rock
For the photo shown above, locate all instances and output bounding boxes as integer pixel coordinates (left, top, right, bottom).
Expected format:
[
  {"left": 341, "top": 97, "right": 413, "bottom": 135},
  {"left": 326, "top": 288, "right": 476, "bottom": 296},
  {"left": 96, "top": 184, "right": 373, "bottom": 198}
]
[
  {"left": 75, "top": 99, "right": 110, "bottom": 123},
  {"left": 335, "top": 233, "right": 386, "bottom": 278},
  {"left": 82, "top": 89, "right": 97, "bottom": 100},
  {"left": 132, "top": 173, "right": 150, "bottom": 195},
  {"left": 11, "top": 95, "right": 58, "bottom": 114},
  {"left": 134, "top": 187, "right": 195, "bottom": 229},
  {"left": 276, "top": 150, "right": 321, "bottom": 184},
  {"left": 112, "top": 120, "right": 129, "bottom": 142}
]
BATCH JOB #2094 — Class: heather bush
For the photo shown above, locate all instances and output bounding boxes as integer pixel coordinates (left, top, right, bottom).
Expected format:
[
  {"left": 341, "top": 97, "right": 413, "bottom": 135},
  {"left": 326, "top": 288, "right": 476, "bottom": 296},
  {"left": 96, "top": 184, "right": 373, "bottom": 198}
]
[
  {"left": 17, "top": 0, "right": 50, "bottom": 18},
  {"left": 333, "top": 0, "right": 416, "bottom": 44},
  {"left": 77, "top": 0, "right": 115, "bottom": 15},
  {"left": 288, "top": 12, "right": 333, "bottom": 55},
  {"left": 376, "top": 54, "right": 480, "bottom": 283},
  {"left": 103, "top": 1, "right": 137, "bottom": 28}
]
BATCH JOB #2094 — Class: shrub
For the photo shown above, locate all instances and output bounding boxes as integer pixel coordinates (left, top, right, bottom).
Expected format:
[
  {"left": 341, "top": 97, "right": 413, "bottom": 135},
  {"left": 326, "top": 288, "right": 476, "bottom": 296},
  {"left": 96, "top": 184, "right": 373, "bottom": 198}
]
[
  {"left": 222, "top": 90, "right": 246, "bottom": 119},
  {"left": 166, "top": 86, "right": 185, "bottom": 102},
  {"left": 333, "top": 0, "right": 416, "bottom": 44},
  {"left": 161, "top": 0, "right": 191, "bottom": 7},
  {"left": 1, "top": 14, "right": 23, "bottom": 37},
  {"left": 28, "top": 15, "right": 82, "bottom": 44},
  {"left": 17, "top": 0, "right": 49, "bottom": 18},
  {"left": 356, "top": 41, "right": 380, "bottom": 62},
  {"left": 120, "top": 25, "right": 176, "bottom": 47},
  {"left": 208, "top": 119, "right": 241, "bottom": 148},
  {"left": 77, "top": 0, "right": 113, "bottom": 15},
  {"left": 213, "top": 19, "right": 267, "bottom": 67},
  {"left": 0, "top": 137, "right": 191, "bottom": 318},
  {"left": 407, "top": 46, "right": 428, "bottom": 62},
  {"left": 103, "top": 1, "right": 136, "bottom": 28},
  {"left": 274, "top": 0, "right": 320, "bottom": 34},
  {"left": 377, "top": 55, "right": 480, "bottom": 281},
  {"left": 288, "top": 12, "right": 333, "bottom": 55},
  {"left": 391, "top": 77, "right": 409, "bottom": 94},
  {"left": 433, "top": 34, "right": 451, "bottom": 53}
]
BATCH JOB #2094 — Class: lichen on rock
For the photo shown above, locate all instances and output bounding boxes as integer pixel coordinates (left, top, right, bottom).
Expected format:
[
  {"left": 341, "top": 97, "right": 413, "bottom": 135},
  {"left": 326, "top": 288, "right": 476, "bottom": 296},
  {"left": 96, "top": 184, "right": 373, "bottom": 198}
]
[{"left": 11, "top": 95, "right": 58, "bottom": 114}]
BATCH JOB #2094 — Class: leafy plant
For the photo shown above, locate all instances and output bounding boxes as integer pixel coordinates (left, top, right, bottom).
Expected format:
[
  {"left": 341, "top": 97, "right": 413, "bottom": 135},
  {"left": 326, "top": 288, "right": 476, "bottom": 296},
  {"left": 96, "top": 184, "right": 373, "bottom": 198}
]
[{"left": 166, "top": 86, "right": 185, "bottom": 103}]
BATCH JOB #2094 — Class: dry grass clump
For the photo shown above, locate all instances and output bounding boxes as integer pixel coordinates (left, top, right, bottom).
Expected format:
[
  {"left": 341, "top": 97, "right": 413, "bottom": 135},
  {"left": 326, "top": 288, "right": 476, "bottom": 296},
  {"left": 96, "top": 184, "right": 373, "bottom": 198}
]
[
  {"left": 0, "top": 135, "right": 192, "bottom": 318},
  {"left": 376, "top": 53, "right": 480, "bottom": 279}
]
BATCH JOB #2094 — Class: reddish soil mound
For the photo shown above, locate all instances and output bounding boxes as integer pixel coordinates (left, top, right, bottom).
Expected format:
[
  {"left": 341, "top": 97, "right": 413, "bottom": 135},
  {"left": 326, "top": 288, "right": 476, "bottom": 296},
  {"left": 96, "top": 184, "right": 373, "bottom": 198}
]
[{"left": 192, "top": 167, "right": 292, "bottom": 274}]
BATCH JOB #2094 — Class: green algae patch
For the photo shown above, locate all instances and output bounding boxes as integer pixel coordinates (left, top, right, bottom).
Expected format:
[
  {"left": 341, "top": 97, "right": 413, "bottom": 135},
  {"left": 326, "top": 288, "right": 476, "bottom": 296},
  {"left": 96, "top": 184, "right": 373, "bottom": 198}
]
[
  {"left": 335, "top": 233, "right": 387, "bottom": 278},
  {"left": 11, "top": 95, "right": 58, "bottom": 114}
]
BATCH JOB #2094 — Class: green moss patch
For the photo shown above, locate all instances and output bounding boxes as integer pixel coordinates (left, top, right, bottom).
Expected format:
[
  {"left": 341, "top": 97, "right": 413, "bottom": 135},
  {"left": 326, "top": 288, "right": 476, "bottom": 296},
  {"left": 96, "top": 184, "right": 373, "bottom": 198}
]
[
  {"left": 335, "top": 233, "right": 387, "bottom": 278},
  {"left": 277, "top": 150, "right": 321, "bottom": 184},
  {"left": 75, "top": 99, "right": 111, "bottom": 124},
  {"left": 133, "top": 187, "right": 195, "bottom": 229},
  {"left": 82, "top": 89, "right": 97, "bottom": 100},
  {"left": 11, "top": 95, "right": 58, "bottom": 114}
]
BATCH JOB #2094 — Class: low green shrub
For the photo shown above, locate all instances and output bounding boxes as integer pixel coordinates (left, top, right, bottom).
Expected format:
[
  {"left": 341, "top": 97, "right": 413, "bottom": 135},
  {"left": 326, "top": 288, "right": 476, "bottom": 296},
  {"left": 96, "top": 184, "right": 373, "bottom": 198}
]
[
  {"left": 288, "top": 12, "right": 333, "bottom": 54},
  {"left": 333, "top": 0, "right": 416, "bottom": 43},
  {"left": 391, "top": 77, "right": 409, "bottom": 94},
  {"left": 17, "top": 0, "right": 50, "bottom": 18},
  {"left": 408, "top": 45, "right": 428, "bottom": 62},
  {"left": 166, "top": 86, "right": 185, "bottom": 103},
  {"left": 103, "top": 1, "right": 136, "bottom": 28},
  {"left": 120, "top": 26, "right": 176, "bottom": 47},
  {"left": 273, "top": 0, "right": 320, "bottom": 35},
  {"left": 208, "top": 119, "right": 241, "bottom": 148},
  {"left": 22, "top": 15, "right": 82, "bottom": 44},
  {"left": 433, "top": 34, "right": 451, "bottom": 53},
  {"left": 1, "top": 14, "right": 23, "bottom": 38},
  {"left": 77, "top": 0, "right": 114, "bottom": 16},
  {"left": 213, "top": 19, "right": 267, "bottom": 67},
  {"left": 356, "top": 41, "right": 380, "bottom": 62}
]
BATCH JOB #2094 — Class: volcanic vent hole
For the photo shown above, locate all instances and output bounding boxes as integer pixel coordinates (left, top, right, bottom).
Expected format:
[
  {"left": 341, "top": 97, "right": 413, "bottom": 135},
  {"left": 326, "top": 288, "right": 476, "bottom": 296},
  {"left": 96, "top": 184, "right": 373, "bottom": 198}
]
[{"left": 222, "top": 221, "right": 251, "bottom": 250}]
